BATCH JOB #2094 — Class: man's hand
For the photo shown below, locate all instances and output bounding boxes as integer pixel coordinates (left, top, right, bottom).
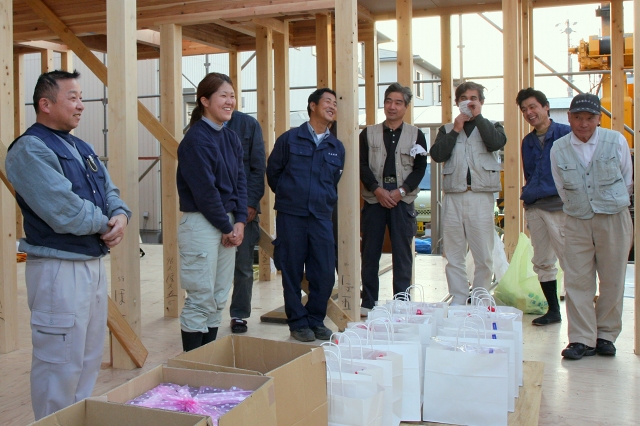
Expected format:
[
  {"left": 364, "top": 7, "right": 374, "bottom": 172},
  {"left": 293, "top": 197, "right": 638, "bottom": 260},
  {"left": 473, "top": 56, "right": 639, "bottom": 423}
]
[
  {"left": 226, "top": 222, "right": 245, "bottom": 247},
  {"left": 100, "top": 214, "right": 128, "bottom": 248},
  {"left": 453, "top": 113, "right": 471, "bottom": 133},
  {"left": 374, "top": 187, "right": 397, "bottom": 209},
  {"left": 467, "top": 100, "right": 482, "bottom": 118},
  {"left": 389, "top": 189, "right": 403, "bottom": 203},
  {"left": 247, "top": 207, "right": 258, "bottom": 223}
]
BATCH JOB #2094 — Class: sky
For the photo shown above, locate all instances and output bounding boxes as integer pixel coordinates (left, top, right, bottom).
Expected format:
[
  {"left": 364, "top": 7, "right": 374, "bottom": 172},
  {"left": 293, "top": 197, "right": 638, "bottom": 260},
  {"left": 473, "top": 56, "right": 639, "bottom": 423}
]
[{"left": 376, "top": 1, "right": 635, "bottom": 104}]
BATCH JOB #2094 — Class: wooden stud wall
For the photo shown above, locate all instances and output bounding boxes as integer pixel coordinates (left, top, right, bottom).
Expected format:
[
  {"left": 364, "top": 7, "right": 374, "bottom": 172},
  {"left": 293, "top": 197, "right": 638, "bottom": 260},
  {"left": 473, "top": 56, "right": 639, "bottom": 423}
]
[
  {"left": 502, "top": 0, "right": 522, "bottom": 259},
  {"left": 335, "top": 0, "right": 359, "bottom": 324},
  {"left": 0, "top": 0, "right": 17, "bottom": 354},
  {"left": 316, "top": 13, "right": 333, "bottom": 89},
  {"left": 610, "top": 0, "right": 625, "bottom": 134},
  {"left": 274, "top": 24, "right": 291, "bottom": 136},
  {"left": 396, "top": 0, "right": 413, "bottom": 124},
  {"left": 229, "top": 51, "right": 242, "bottom": 110},
  {"left": 13, "top": 54, "right": 24, "bottom": 241},
  {"left": 107, "top": 0, "right": 141, "bottom": 369},
  {"left": 160, "top": 24, "right": 184, "bottom": 318},
  {"left": 364, "top": 23, "right": 378, "bottom": 126},
  {"left": 256, "top": 25, "right": 276, "bottom": 282}
]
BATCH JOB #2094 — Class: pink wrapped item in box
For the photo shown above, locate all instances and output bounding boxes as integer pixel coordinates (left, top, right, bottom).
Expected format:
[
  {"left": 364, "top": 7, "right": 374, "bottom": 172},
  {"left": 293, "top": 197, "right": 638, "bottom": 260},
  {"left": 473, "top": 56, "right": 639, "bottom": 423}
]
[{"left": 126, "top": 382, "right": 253, "bottom": 425}]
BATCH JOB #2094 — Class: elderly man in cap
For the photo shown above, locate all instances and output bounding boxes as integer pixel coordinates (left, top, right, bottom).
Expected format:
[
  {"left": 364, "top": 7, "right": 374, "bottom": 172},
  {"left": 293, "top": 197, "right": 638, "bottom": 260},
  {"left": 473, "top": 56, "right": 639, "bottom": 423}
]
[{"left": 550, "top": 93, "right": 633, "bottom": 360}]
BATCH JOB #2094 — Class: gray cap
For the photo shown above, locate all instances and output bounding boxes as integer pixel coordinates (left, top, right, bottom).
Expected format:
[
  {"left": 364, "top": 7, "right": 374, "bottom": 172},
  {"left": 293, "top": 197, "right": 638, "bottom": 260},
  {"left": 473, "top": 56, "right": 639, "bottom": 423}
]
[{"left": 569, "top": 93, "right": 601, "bottom": 115}]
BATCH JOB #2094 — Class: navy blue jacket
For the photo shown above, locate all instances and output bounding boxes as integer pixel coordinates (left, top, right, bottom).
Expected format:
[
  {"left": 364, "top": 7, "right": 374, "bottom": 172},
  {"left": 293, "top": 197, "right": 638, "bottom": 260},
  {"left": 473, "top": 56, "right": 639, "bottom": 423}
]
[
  {"left": 267, "top": 123, "right": 345, "bottom": 220},
  {"left": 226, "top": 111, "right": 266, "bottom": 212},
  {"left": 9, "top": 123, "right": 109, "bottom": 257},
  {"left": 520, "top": 120, "right": 572, "bottom": 205},
  {"left": 177, "top": 119, "right": 248, "bottom": 234}
]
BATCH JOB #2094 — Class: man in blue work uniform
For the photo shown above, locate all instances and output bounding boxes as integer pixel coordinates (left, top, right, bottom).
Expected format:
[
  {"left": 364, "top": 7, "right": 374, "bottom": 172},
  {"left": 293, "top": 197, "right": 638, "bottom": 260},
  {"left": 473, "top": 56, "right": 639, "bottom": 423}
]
[
  {"left": 266, "top": 88, "right": 345, "bottom": 342},
  {"left": 516, "top": 88, "right": 571, "bottom": 326},
  {"left": 226, "top": 109, "right": 266, "bottom": 334},
  {"left": 6, "top": 70, "right": 131, "bottom": 419}
]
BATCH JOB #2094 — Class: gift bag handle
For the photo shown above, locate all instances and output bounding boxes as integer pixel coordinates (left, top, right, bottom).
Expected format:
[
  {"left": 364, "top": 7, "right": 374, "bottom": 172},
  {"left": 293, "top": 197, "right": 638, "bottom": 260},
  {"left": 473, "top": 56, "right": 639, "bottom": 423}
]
[
  {"left": 455, "top": 325, "right": 481, "bottom": 350},
  {"left": 368, "top": 317, "right": 394, "bottom": 344},
  {"left": 405, "top": 284, "right": 425, "bottom": 302}
]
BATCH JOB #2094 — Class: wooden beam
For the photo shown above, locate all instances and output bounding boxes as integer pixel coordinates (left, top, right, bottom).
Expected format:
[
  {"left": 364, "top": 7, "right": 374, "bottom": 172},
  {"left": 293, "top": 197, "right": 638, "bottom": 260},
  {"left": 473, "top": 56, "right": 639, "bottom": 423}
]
[
  {"left": 274, "top": 23, "right": 290, "bottom": 135},
  {"left": 374, "top": 3, "right": 501, "bottom": 20},
  {"left": 160, "top": 24, "right": 184, "bottom": 318},
  {"left": 316, "top": 13, "right": 333, "bottom": 89},
  {"left": 13, "top": 54, "right": 25, "bottom": 240},
  {"left": 335, "top": 0, "right": 360, "bottom": 323},
  {"left": 182, "top": 25, "right": 238, "bottom": 51},
  {"left": 60, "top": 51, "right": 73, "bottom": 72},
  {"left": 212, "top": 19, "right": 256, "bottom": 38},
  {"left": 229, "top": 51, "right": 242, "bottom": 111},
  {"left": 15, "top": 40, "right": 68, "bottom": 52},
  {"left": 40, "top": 48, "right": 54, "bottom": 73},
  {"left": 107, "top": 0, "right": 141, "bottom": 370},
  {"left": 441, "top": 15, "right": 453, "bottom": 124},
  {"left": 396, "top": 0, "right": 413, "bottom": 124},
  {"left": 610, "top": 0, "right": 625, "bottom": 134},
  {"left": 136, "top": 29, "right": 161, "bottom": 47},
  {"left": 633, "top": 0, "right": 640, "bottom": 355},
  {"left": 357, "top": 4, "right": 374, "bottom": 22},
  {"left": 107, "top": 298, "right": 148, "bottom": 368},
  {"left": 364, "top": 22, "right": 378, "bottom": 125},
  {"left": 502, "top": 0, "right": 522, "bottom": 260},
  {"left": 23, "top": 0, "right": 180, "bottom": 160},
  {"left": 149, "top": 0, "right": 335, "bottom": 26},
  {"left": 522, "top": 0, "right": 534, "bottom": 89},
  {"left": 0, "top": 0, "right": 18, "bottom": 355},
  {"left": 256, "top": 25, "right": 276, "bottom": 282},
  {"left": 251, "top": 17, "right": 286, "bottom": 34}
]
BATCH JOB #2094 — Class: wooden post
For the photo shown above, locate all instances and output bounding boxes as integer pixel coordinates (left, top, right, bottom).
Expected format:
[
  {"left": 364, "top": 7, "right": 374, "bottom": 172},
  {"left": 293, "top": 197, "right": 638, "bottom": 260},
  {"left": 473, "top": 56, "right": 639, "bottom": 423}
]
[
  {"left": 316, "top": 13, "right": 333, "bottom": 89},
  {"left": 60, "top": 51, "right": 73, "bottom": 72},
  {"left": 633, "top": 0, "right": 640, "bottom": 355},
  {"left": 229, "top": 51, "right": 242, "bottom": 111},
  {"left": 364, "top": 23, "right": 378, "bottom": 125},
  {"left": 256, "top": 25, "right": 275, "bottom": 282},
  {"left": 396, "top": 0, "right": 413, "bottom": 124},
  {"left": 160, "top": 23, "right": 184, "bottom": 318},
  {"left": 610, "top": 0, "right": 625, "bottom": 134},
  {"left": 40, "top": 48, "right": 54, "bottom": 73},
  {"left": 0, "top": 0, "right": 18, "bottom": 354},
  {"left": 13, "top": 54, "right": 24, "bottom": 240},
  {"left": 335, "top": 0, "right": 359, "bottom": 325},
  {"left": 274, "top": 24, "right": 290, "bottom": 135},
  {"left": 502, "top": 0, "right": 522, "bottom": 259},
  {"left": 107, "top": 0, "right": 141, "bottom": 369}
]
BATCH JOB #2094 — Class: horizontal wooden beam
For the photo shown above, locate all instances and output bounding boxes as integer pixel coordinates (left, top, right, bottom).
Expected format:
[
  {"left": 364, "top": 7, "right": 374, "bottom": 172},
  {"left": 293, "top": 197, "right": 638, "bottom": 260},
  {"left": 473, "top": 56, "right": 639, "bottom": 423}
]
[
  {"left": 182, "top": 25, "right": 238, "bottom": 51},
  {"left": 14, "top": 40, "right": 68, "bottom": 52},
  {"left": 212, "top": 19, "right": 257, "bottom": 37},
  {"left": 251, "top": 17, "right": 287, "bottom": 34},
  {"left": 374, "top": 3, "right": 501, "bottom": 20}
]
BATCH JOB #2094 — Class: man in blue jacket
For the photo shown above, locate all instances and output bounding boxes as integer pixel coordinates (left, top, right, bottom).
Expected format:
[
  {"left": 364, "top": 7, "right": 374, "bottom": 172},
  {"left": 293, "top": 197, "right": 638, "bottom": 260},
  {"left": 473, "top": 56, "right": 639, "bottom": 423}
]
[
  {"left": 266, "top": 88, "right": 345, "bottom": 342},
  {"left": 226, "top": 109, "right": 266, "bottom": 334},
  {"left": 516, "top": 88, "right": 571, "bottom": 325},
  {"left": 6, "top": 70, "right": 131, "bottom": 419}
]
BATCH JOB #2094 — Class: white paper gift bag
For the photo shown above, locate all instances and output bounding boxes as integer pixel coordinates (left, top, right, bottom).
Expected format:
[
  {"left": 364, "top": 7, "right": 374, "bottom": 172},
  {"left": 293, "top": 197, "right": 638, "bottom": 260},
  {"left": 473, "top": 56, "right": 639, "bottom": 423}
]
[{"left": 422, "top": 330, "right": 509, "bottom": 426}]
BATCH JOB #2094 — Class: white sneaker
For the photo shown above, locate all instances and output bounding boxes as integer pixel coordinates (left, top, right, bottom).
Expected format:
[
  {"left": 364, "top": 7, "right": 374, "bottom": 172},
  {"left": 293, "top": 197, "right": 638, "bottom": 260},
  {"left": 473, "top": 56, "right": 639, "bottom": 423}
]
[{"left": 360, "top": 307, "right": 371, "bottom": 318}]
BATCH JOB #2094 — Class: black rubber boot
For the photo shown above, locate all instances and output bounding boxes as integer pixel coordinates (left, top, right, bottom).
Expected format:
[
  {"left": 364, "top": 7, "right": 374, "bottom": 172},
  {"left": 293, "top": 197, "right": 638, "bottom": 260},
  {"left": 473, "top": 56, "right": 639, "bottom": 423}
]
[
  {"left": 532, "top": 280, "right": 562, "bottom": 326},
  {"left": 201, "top": 327, "right": 218, "bottom": 345},
  {"left": 181, "top": 330, "right": 203, "bottom": 352}
]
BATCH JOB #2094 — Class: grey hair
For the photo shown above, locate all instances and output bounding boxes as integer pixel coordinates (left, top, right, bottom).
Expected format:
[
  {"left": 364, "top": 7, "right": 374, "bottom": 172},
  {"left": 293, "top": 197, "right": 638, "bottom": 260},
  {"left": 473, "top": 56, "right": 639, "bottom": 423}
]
[{"left": 384, "top": 83, "right": 413, "bottom": 106}]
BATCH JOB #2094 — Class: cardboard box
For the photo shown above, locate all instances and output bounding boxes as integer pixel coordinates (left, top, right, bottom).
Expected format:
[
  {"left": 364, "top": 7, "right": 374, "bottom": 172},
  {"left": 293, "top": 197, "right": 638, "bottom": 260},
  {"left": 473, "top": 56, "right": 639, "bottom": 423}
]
[
  {"left": 104, "top": 365, "right": 276, "bottom": 426},
  {"left": 167, "top": 335, "right": 327, "bottom": 426},
  {"left": 30, "top": 398, "right": 211, "bottom": 426}
]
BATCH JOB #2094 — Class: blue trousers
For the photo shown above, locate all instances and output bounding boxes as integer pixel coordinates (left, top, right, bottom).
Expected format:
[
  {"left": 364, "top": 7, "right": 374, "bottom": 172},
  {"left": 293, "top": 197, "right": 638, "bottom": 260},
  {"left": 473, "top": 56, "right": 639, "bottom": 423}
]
[
  {"left": 230, "top": 219, "right": 260, "bottom": 319},
  {"left": 273, "top": 212, "right": 335, "bottom": 331}
]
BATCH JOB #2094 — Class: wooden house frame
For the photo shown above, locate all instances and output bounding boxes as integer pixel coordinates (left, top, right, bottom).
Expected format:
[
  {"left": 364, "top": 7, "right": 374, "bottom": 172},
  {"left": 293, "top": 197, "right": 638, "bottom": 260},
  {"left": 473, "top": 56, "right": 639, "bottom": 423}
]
[{"left": 1, "top": 0, "right": 638, "bottom": 370}]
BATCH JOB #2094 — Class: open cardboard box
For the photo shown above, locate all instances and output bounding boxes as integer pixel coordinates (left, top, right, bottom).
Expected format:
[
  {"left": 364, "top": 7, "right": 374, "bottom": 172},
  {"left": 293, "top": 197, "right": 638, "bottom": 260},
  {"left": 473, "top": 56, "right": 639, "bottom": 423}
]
[
  {"left": 29, "top": 398, "right": 211, "bottom": 426},
  {"left": 104, "top": 365, "right": 276, "bottom": 426},
  {"left": 168, "top": 335, "right": 327, "bottom": 426}
]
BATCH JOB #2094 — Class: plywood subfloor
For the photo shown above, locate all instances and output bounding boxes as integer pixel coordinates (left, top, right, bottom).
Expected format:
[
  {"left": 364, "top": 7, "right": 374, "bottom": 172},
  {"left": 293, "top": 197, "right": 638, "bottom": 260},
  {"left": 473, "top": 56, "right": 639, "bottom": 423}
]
[{"left": 1, "top": 245, "right": 638, "bottom": 425}]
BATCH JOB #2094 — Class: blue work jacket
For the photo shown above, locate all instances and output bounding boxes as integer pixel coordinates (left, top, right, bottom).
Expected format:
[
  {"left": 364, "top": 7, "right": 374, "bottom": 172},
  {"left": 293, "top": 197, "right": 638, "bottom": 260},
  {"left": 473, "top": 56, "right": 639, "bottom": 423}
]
[
  {"left": 267, "top": 123, "right": 345, "bottom": 220},
  {"left": 520, "top": 120, "right": 572, "bottom": 205}
]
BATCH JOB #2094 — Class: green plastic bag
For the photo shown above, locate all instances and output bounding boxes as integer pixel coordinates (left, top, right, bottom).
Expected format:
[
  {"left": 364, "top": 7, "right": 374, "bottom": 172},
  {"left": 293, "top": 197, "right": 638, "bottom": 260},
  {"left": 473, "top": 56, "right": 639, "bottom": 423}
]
[{"left": 494, "top": 233, "right": 563, "bottom": 315}]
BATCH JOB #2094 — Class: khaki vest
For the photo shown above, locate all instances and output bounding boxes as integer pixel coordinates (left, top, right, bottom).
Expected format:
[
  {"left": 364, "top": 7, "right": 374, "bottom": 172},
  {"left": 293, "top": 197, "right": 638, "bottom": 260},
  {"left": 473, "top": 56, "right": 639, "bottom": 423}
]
[
  {"left": 441, "top": 123, "right": 502, "bottom": 193},
  {"left": 362, "top": 123, "right": 420, "bottom": 204},
  {"left": 552, "top": 128, "right": 630, "bottom": 219}
]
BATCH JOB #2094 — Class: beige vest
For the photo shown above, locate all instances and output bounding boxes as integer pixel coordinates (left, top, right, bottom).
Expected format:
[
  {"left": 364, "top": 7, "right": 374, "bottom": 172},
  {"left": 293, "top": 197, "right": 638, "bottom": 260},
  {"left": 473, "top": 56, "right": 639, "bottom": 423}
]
[
  {"left": 441, "top": 123, "right": 502, "bottom": 193},
  {"left": 362, "top": 122, "right": 420, "bottom": 204}
]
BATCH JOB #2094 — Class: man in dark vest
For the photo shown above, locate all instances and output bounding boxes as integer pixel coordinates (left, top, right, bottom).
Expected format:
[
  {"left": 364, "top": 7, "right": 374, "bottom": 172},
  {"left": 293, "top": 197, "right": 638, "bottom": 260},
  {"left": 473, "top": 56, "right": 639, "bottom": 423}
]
[
  {"left": 359, "top": 83, "right": 427, "bottom": 315},
  {"left": 6, "top": 70, "right": 131, "bottom": 419}
]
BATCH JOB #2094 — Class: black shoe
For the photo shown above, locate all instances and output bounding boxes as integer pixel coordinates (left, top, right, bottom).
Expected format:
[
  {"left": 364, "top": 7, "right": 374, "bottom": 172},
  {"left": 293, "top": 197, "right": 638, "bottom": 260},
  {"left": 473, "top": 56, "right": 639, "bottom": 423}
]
[
  {"left": 562, "top": 342, "right": 596, "bottom": 360},
  {"left": 311, "top": 325, "right": 332, "bottom": 340},
  {"left": 201, "top": 327, "right": 218, "bottom": 345},
  {"left": 181, "top": 330, "right": 203, "bottom": 352},
  {"left": 290, "top": 327, "right": 315, "bottom": 342},
  {"left": 532, "top": 310, "right": 562, "bottom": 326},
  {"left": 595, "top": 338, "right": 616, "bottom": 356},
  {"left": 230, "top": 318, "right": 248, "bottom": 334}
]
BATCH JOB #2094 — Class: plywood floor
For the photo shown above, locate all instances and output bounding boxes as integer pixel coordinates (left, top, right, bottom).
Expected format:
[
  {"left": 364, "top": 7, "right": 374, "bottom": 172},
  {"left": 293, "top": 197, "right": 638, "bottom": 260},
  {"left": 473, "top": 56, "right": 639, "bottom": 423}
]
[{"left": 1, "top": 244, "right": 638, "bottom": 425}]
